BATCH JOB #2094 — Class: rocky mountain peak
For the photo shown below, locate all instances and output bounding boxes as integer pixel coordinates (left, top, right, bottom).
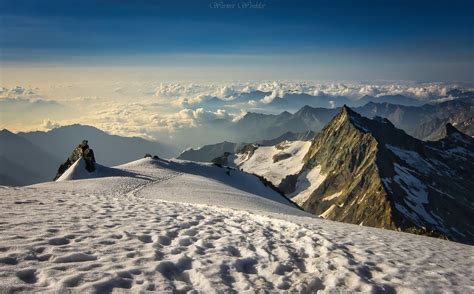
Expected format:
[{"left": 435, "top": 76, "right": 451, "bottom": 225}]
[
  {"left": 433, "top": 123, "right": 474, "bottom": 150},
  {"left": 54, "top": 140, "right": 96, "bottom": 180},
  {"left": 445, "top": 123, "right": 459, "bottom": 136},
  {"left": 295, "top": 105, "right": 315, "bottom": 115},
  {"left": 292, "top": 107, "right": 474, "bottom": 244},
  {"left": 443, "top": 123, "right": 472, "bottom": 143},
  {"left": 340, "top": 104, "right": 352, "bottom": 114},
  {"left": 337, "top": 105, "right": 362, "bottom": 121},
  {"left": 279, "top": 110, "right": 292, "bottom": 117},
  {"left": 0, "top": 129, "right": 16, "bottom": 137},
  {"left": 322, "top": 105, "right": 369, "bottom": 134}
]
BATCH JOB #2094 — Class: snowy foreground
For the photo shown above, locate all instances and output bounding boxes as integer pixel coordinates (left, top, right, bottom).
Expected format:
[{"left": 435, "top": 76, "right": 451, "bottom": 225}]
[{"left": 0, "top": 158, "right": 473, "bottom": 293}]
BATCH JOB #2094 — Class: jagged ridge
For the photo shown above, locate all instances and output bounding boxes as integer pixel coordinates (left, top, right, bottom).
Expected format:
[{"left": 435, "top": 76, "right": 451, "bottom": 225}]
[{"left": 294, "top": 106, "right": 474, "bottom": 244}]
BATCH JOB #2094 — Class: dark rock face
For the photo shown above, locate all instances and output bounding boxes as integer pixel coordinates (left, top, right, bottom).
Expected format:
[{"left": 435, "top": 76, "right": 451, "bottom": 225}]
[
  {"left": 272, "top": 152, "right": 292, "bottom": 163},
  {"left": 144, "top": 154, "right": 160, "bottom": 160},
  {"left": 297, "top": 106, "right": 474, "bottom": 244},
  {"left": 211, "top": 152, "right": 233, "bottom": 166},
  {"left": 54, "top": 140, "right": 96, "bottom": 180}
]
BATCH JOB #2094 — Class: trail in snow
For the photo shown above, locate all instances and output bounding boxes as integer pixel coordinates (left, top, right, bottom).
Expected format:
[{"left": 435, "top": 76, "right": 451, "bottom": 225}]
[{"left": 0, "top": 158, "right": 473, "bottom": 293}]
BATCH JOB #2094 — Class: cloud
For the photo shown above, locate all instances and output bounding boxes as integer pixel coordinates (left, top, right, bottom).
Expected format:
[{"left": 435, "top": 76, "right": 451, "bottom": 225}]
[
  {"left": 0, "top": 86, "right": 63, "bottom": 109},
  {"left": 151, "top": 81, "right": 458, "bottom": 112},
  {"left": 2, "top": 81, "right": 468, "bottom": 144},
  {"left": 261, "top": 88, "right": 285, "bottom": 104},
  {"left": 219, "top": 86, "right": 236, "bottom": 97},
  {"left": 1, "top": 86, "right": 37, "bottom": 99},
  {"left": 246, "top": 81, "right": 458, "bottom": 101},
  {"left": 113, "top": 87, "right": 124, "bottom": 93},
  {"left": 72, "top": 99, "right": 236, "bottom": 141},
  {"left": 232, "top": 110, "right": 247, "bottom": 122},
  {"left": 154, "top": 83, "right": 210, "bottom": 98},
  {"left": 64, "top": 96, "right": 103, "bottom": 103},
  {"left": 247, "top": 100, "right": 257, "bottom": 107},
  {"left": 42, "top": 119, "right": 61, "bottom": 130},
  {"left": 152, "top": 108, "right": 231, "bottom": 131}
]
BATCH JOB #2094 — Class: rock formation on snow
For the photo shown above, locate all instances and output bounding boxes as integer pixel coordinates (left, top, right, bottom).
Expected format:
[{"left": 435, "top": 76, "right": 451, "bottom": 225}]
[{"left": 54, "top": 140, "right": 96, "bottom": 180}]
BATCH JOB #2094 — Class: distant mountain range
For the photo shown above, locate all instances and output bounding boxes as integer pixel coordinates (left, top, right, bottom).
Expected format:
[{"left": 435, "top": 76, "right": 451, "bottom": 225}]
[
  {"left": 193, "top": 90, "right": 444, "bottom": 113},
  {"left": 217, "top": 106, "right": 474, "bottom": 244},
  {"left": 0, "top": 129, "right": 61, "bottom": 186},
  {"left": 0, "top": 125, "right": 174, "bottom": 186},
  {"left": 356, "top": 98, "right": 474, "bottom": 139},
  {"left": 179, "top": 97, "right": 473, "bottom": 161}
]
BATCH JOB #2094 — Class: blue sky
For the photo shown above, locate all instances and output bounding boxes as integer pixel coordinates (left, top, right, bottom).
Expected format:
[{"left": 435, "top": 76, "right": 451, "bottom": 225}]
[{"left": 1, "top": 0, "right": 473, "bottom": 81}]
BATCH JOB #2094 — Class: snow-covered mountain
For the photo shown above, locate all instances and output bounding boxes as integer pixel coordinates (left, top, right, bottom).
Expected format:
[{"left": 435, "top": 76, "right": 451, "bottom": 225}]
[
  {"left": 0, "top": 156, "right": 472, "bottom": 292},
  {"left": 217, "top": 140, "right": 312, "bottom": 192},
  {"left": 19, "top": 124, "right": 175, "bottom": 162},
  {"left": 177, "top": 131, "right": 315, "bottom": 163},
  {"left": 0, "top": 125, "right": 175, "bottom": 186},
  {"left": 219, "top": 106, "right": 474, "bottom": 244}
]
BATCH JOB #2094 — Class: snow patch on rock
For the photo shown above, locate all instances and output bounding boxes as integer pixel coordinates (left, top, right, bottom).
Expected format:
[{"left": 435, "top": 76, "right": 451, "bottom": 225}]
[
  {"left": 291, "top": 165, "right": 327, "bottom": 206},
  {"left": 234, "top": 140, "right": 311, "bottom": 186}
]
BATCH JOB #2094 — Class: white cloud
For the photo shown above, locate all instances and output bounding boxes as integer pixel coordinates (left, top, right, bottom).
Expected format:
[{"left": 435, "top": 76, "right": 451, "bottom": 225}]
[
  {"left": 0, "top": 86, "right": 62, "bottom": 108},
  {"left": 261, "top": 89, "right": 285, "bottom": 104},
  {"left": 2, "top": 81, "right": 469, "bottom": 142},
  {"left": 247, "top": 100, "right": 257, "bottom": 107},
  {"left": 42, "top": 119, "right": 61, "bottom": 130},
  {"left": 232, "top": 110, "right": 248, "bottom": 122},
  {"left": 219, "top": 86, "right": 236, "bottom": 97}
]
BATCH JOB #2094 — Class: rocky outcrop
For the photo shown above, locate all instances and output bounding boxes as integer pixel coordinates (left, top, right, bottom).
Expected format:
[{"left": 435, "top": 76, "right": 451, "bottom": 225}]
[
  {"left": 144, "top": 154, "right": 161, "bottom": 160},
  {"left": 54, "top": 140, "right": 96, "bottom": 180},
  {"left": 211, "top": 152, "right": 233, "bottom": 166}
]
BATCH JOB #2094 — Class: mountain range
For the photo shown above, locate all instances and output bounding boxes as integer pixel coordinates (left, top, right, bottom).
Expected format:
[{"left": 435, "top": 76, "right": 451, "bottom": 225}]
[
  {"left": 3, "top": 97, "right": 472, "bottom": 188},
  {"left": 0, "top": 125, "right": 173, "bottom": 186},
  {"left": 194, "top": 90, "right": 439, "bottom": 113},
  {"left": 178, "top": 98, "right": 473, "bottom": 162},
  {"left": 215, "top": 106, "right": 474, "bottom": 244},
  {"left": 0, "top": 129, "right": 61, "bottom": 186}
]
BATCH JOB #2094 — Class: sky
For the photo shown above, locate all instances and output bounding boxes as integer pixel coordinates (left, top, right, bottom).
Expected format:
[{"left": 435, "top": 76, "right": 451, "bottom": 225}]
[
  {"left": 1, "top": 0, "right": 473, "bottom": 81},
  {"left": 0, "top": 0, "right": 473, "bottom": 149}
]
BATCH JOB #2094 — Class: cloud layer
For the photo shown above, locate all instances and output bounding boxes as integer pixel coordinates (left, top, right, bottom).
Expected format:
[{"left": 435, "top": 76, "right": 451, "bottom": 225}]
[{"left": 1, "top": 81, "right": 470, "bottom": 147}]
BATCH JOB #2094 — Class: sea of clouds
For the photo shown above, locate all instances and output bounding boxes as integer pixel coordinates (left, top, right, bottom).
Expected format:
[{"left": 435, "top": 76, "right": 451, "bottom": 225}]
[{"left": 0, "top": 81, "right": 468, "bottom": 143}]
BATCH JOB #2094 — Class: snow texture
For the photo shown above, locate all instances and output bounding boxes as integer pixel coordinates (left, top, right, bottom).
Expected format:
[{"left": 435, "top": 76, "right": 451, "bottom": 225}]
[
  {"left": 0, "top": 158, "right": 472, "bottom": 293},
  {"left": 291, "top": 165, "right": 327, "bottom": 206},
  {"left": 234, "top": 140, "right": 311, "bottom": 187},
  {"left": 392, "top": 164, "right": 444, "bottom": 228}
]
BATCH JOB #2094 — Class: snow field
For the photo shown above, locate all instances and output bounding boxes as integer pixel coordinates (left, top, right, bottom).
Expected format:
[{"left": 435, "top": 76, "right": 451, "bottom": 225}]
[{"left": 0, "top": 158, "right": 472, "bottom": 292}]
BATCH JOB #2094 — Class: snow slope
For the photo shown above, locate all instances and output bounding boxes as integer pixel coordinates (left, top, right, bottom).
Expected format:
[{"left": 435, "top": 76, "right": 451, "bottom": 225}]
[
  {"left": 56, "top": 158, "right": 136, "bottom": 181},
  {"left": 291, "top": 165, "right": 327, "bottom": 206},
  {"left": 0, "top": 158, "right": 473, "bottom": 292},
  {"left": 233, "top": 140, "right": 311, "bottom": 187}
]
